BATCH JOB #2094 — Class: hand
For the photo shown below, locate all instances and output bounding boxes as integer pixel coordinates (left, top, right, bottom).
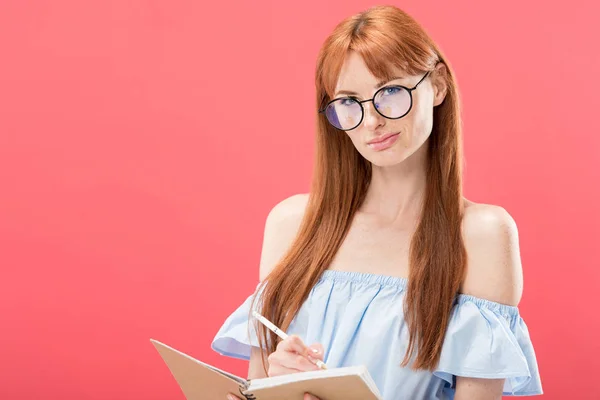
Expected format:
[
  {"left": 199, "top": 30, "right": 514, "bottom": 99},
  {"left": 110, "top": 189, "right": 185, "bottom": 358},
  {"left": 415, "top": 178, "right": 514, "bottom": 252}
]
[
  {"left": 267, "top": 334, "right": 325, "bottom": 376},
  {"left": 226, "top": 393, "right": 321, "bottom": 400},
  {"left": 226, "top": 335, "right": 324, "bottom": 400},
  {"left": 303, "top": 394, "right": 321, "bottom": 400}
]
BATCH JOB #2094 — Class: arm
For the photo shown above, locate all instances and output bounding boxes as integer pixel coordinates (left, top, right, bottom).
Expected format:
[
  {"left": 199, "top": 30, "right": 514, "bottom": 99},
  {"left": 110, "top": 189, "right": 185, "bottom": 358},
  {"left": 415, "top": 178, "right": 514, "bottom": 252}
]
[
  {"left": 248, "top": 347, "right": 269, "bottom": 379},
  {"left": 454, "top": 204, "right": 524, "bottom": 400},
  {"left": 228, "top": 195, "right": 314, "bottom": 400},
  {"left": 249, "top": 194, "right": 310, "bottom": 379}
]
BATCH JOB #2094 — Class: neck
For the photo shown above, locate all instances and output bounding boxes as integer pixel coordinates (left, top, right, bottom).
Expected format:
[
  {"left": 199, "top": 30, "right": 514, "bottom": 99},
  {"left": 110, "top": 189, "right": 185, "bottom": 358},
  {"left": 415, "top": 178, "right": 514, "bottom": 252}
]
[{"left": 359, "top": 139, "right": 429, "bottom": 226}]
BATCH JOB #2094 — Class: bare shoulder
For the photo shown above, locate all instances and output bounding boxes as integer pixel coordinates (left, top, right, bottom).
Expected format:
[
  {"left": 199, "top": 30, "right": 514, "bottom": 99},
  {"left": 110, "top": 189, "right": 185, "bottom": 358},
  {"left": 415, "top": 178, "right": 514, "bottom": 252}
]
[
  {"left": 460, "top": 200, "right": 524, "bottom": 306},
  {"left": 265, "top": 193, "right": 309, "bottom": 225},
  {"left": 258, "top": 193, "right": 310, "bottom": 281}
]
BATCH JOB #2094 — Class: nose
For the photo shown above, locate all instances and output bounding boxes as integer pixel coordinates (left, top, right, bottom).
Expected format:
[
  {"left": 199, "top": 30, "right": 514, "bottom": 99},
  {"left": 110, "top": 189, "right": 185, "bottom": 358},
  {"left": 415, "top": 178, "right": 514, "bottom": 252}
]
[{"left": 362, "top": 100, "right": 385, "bottom": 130}]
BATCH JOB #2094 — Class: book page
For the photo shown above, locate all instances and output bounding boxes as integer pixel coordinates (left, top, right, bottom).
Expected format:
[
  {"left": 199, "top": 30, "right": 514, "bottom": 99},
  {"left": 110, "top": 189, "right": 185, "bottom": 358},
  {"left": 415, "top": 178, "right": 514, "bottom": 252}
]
[
  {"left": 200, "top": 360, "right": 248, "bottom": 386},
  {"left": 248, "top": 365, "right": 368, "bottom": 390},
  {"left": 245, "top": 365, "right": 383, "bottom": 400},
  {"left": 150, "top": 339, "right": 247, "bottom": 386}
]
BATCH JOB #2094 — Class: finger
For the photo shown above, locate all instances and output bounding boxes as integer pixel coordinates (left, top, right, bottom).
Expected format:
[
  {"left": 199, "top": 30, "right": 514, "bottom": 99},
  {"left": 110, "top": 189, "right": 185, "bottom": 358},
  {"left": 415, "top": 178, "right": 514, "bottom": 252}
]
[
  {"left": 268, "top": 365, "right": 303, "bottom": 376},
  {"left": 267, "top": 351, "right": 305, "bottom": 376},
  {"left": 226, "top": 393, "right": 242, "bottom": 400},
  {"left": 277, "top": 335, "right": 309, "bottom": 355},
  {"left": 279, "top": 352, "right": 321, "bottom": 372},
  {"left": 268, "top": 362, "right": 304, "bottom": 377},
  {"left": 304, "top": 394, "right": 321, "bottom": 400},
  {"left": 307, "top": 343, "right": 324, "bottom": 360}
]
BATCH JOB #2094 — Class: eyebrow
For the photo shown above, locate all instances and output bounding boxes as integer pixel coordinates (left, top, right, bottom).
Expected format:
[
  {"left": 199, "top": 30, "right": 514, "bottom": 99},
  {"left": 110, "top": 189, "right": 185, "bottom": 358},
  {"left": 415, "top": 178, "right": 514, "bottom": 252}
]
[{"left": 335, "top": 76, "right": 405, "bottom": 97}]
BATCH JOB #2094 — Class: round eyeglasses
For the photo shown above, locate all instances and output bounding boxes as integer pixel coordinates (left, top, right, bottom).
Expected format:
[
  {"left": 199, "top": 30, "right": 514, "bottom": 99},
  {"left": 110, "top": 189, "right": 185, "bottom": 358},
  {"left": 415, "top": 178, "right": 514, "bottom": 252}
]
[{"left": 318, "top": 71, "right": 431, "bottom": 131}]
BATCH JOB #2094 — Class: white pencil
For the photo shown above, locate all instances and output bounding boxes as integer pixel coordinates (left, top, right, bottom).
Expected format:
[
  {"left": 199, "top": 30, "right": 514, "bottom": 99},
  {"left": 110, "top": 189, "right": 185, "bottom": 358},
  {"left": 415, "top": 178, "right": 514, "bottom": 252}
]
[{"left": 251, "top": 310, "right": 327, "bottom": 370}]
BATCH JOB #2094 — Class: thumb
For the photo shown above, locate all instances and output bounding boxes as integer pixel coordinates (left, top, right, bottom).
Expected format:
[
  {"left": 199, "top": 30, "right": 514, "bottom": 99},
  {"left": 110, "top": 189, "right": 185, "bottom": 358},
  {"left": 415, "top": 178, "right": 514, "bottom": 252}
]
[{"left": 304, "top": 394, "right": 320, "bottom": 400}]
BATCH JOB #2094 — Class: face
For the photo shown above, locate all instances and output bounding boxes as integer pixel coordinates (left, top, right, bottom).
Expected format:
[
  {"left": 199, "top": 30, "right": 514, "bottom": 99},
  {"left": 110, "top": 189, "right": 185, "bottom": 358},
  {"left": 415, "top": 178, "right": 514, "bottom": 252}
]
[{"left": 331, "top": 51, "right": 447, "bottom": 167}]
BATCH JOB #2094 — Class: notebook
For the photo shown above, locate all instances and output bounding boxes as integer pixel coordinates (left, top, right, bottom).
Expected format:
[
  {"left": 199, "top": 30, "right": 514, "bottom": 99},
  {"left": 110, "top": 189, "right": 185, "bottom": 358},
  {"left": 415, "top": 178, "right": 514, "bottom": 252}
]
[{"left": 150, "top": 339, "right": 383, "bottom": 400}]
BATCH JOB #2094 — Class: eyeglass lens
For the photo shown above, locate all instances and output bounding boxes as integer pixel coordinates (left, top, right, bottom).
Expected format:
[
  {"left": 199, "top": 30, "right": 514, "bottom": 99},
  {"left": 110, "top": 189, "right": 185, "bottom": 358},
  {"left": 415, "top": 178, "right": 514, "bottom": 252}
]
[{"left": 324, "top": 86, "right": 411, "bottom": 130}]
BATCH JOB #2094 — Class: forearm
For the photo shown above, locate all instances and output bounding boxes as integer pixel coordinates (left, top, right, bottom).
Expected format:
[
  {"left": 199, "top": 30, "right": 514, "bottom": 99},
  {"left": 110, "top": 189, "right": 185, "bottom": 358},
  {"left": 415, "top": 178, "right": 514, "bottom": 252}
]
[{"left": 247, "top": 346, "right": 269, "bottom": 379}]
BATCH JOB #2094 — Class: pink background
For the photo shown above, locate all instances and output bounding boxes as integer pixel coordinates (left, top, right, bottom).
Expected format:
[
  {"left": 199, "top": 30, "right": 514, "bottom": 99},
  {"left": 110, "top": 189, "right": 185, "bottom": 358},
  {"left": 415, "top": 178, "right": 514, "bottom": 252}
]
[{"left": 1, "top": 1, "right": 598, "bottom": 399}]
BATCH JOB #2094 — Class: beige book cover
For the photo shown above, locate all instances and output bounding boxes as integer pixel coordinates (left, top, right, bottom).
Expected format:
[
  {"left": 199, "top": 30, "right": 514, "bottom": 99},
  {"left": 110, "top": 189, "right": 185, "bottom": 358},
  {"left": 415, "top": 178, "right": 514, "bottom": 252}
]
[{"left": 150, "top": 339, "right": 383, "bottom": 400}]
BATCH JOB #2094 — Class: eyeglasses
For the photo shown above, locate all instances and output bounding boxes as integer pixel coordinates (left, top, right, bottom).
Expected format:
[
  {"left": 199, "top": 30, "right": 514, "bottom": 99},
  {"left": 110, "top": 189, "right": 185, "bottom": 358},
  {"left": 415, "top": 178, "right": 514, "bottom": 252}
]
[{"left": 318, "top": 70, "right": 431, "bottom": 131}]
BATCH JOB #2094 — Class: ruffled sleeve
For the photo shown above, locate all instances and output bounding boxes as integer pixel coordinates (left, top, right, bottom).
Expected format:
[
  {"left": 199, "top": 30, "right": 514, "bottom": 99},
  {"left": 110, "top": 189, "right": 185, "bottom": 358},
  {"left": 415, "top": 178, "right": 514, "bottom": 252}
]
[
  {"left": 211, "top": 284, "right": 263, "bottom": 360},
  {"left": 433, "top": 294, "right": 543, "bottom": 396}
]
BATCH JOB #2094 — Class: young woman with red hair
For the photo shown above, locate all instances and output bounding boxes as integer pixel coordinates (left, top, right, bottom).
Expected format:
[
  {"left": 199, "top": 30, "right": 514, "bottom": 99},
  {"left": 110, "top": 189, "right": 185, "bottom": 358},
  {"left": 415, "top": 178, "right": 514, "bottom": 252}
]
[{"left": 213, "top": 5, "right": 543, "bottom": 400}]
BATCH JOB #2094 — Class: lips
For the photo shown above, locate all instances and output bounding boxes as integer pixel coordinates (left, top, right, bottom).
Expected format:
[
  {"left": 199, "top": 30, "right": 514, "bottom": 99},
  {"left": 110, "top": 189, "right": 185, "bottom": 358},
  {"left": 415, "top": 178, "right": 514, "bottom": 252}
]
[{"left": 367, "top": 132, "right": 400, "bottom": 144}]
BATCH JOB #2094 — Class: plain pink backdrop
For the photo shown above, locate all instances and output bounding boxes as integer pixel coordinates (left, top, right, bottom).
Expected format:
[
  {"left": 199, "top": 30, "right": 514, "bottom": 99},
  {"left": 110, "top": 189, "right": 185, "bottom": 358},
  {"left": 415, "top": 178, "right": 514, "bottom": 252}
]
[{"left": 1, "top": 1, "right": 598, "bottom": 399}]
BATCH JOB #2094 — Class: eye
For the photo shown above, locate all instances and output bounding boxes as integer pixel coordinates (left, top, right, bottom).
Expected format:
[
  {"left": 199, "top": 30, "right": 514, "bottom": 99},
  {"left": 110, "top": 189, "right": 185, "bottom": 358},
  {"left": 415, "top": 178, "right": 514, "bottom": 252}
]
[
  {"left": 339, "top": 97, "right": 358, "bottom": 106},
  {"left": 382, "top": 86, "right": 402, "bottom": 96}
]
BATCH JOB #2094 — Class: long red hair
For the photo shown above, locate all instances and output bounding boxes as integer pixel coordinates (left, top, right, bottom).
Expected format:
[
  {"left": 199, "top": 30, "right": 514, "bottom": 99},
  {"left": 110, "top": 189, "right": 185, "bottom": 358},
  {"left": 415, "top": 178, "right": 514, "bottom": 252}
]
[{"left": 252, "top": 4, "right": 467, "bottom": 371}]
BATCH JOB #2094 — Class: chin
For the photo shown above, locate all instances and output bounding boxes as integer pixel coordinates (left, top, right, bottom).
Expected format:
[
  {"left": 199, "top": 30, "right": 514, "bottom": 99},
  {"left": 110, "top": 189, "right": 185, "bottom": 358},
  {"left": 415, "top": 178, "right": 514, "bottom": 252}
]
[{"left": 362, "top": 150, "right": 408, "bottom": 167}]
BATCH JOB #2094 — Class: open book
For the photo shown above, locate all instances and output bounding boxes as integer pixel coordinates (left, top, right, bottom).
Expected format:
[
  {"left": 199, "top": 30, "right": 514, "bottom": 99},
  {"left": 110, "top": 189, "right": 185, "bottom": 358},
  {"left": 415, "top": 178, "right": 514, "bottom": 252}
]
[{"left": 150, "top": 339, "right": 383, "bottom": 400}]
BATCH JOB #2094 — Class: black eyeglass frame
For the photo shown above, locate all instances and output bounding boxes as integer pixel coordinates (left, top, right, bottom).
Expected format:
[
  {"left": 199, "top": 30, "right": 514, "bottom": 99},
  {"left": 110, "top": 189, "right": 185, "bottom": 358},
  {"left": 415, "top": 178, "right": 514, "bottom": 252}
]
[{"left": 318, "top": 70, "right": 431, "bottom": 131}]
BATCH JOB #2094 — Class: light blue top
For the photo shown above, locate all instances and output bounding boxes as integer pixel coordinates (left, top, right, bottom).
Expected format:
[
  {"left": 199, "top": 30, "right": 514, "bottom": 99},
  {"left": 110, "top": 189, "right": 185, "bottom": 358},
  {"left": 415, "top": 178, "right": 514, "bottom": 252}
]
[{"left": 211, "top": 270, "right": 543, "bottom": 399}]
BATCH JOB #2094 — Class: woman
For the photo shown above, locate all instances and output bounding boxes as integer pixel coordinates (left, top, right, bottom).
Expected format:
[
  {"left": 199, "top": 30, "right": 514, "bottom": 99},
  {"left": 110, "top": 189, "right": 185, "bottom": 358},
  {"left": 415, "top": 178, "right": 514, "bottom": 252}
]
[{"left": 212, "top": 5, "right": 543, "bottom": 400}]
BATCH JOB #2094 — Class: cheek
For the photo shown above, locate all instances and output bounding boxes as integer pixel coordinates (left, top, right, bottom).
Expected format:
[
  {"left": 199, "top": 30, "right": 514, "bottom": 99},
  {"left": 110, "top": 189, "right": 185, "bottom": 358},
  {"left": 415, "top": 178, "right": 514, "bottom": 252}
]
[
  {"left": 415, "top": 112, "right": 434, "bottom": 140},
  {"left": 411, "top": 94, "right": 435, "bottom": 135},
  {"left": 404, "top": 106, "right": 433, "bottom": 142},
  {"left": 345, "top": 131, "right": 359, "bottom": 145}
]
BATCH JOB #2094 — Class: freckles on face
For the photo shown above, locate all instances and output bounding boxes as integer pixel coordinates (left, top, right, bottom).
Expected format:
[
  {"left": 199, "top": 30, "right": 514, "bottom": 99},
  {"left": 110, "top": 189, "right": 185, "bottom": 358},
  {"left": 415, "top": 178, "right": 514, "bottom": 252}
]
[
  {"left": 343, "top": 104, "right": 428, "bottom": 167},
  {"left": 381, "top": 105, "right": 393, "bottom": 116},
  {"left": 407, "top": 94, "right": 434, "bottom": 145},
  {"left": 344, "top": 114, "right": 357, "bottom": 126},
  {"left": 332, "top": 52, "right": 435, "bottom": 162},
  {"left": 360, "top": 112, "right": 415, "bottom": 150}
]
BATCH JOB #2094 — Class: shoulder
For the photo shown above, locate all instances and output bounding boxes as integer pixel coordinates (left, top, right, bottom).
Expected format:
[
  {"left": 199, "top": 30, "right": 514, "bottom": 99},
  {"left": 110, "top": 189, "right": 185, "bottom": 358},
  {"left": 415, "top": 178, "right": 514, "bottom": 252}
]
[
  {"left": 258, "top": 193, "right": 310, "bottom": 281},
  {"left": 460, "top": 200, "right": 524, "bottom": 306},
  {"left": 265, "top": 193, "right": 310, "bottom": 226}
]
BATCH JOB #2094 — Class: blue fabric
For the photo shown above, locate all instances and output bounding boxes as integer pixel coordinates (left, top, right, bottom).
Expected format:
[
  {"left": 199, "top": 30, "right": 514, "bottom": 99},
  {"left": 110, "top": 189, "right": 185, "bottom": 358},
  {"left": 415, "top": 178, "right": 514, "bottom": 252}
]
[{"left": 211, "top": 270, "right": 543, "bottom": 399}]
